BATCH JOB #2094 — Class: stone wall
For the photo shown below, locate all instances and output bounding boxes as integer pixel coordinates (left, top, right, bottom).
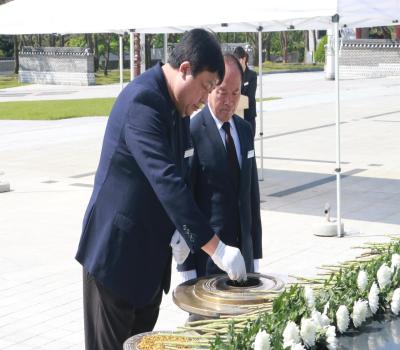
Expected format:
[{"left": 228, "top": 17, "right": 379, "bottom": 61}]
[
  {"left": 19, "top": 47, "right": 95, "bottom": 85},
  {"left": 340, "top": 39, "right": 400, "bottom": 79},
  {"left": 0, "top": 59, "right": 14, "bottom": 75}
]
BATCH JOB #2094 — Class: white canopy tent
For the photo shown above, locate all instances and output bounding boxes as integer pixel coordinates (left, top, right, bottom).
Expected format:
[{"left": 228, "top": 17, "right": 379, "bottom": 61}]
[
  {"left": 1, "top": 0, "right": 399, "bottom": 237},
  {"left": 0, "top": 0, "right": 399, "bottom": 34}
]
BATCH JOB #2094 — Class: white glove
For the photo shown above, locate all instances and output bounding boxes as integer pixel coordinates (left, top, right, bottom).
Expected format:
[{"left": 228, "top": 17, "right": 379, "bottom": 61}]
[
  {"left": 178, "top": 269, "right": 197, "bottom": 283},
  {"left": 254, "top": 259, "right": 261, "bottom": 273},
  {"left": 170, "top": 230, "right": 190, "bottom": 264},
  {"left": 211, "top": 241, "right": 247, "bottom": 282}
]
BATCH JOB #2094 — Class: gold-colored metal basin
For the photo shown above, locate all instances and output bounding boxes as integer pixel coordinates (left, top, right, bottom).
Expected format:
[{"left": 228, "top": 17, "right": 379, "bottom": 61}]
[{"left": 173, "top": 273, "right": 285, "bottom": 317}]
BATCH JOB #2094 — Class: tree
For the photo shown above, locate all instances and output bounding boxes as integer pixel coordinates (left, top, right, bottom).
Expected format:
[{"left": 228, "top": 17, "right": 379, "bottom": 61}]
[
  {"left": 103, "top": 34, "right": 112, "bottom": 75},
  {"left": 246, "top": 32, "right": 272, "bottom": 66},
  {"left": 93, "top": 34, "right": 99, "bottom": 71},
  {"left": 303, "top": 30, "right": 309, "bottom": 63},
  {"left": 280, "top": 32, "right": 289, "bottom": 62},
  {"left": 369, "top": 26, "right": 393, "bottom": 39},
  {"left": 13, "top": 35, "right": 19, "bottom": 73},
  {"left": 314, "top": 35, "right": 327, "bottom": 63},
  {"left": 145, "top": 34, "right": 153, "bottom": 69},
  {"left": 0, "top": 35, "right": 13, "bottom": 57}
]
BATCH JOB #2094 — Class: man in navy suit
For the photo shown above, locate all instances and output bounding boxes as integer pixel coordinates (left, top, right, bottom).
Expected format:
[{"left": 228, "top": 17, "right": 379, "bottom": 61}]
[
  {"left": 234, "top": 46, "right": 258, "bottom": 138},
  {"left": 75, "top": 30, "right": 248, "bottom": 350},
  {"left": 178, "top": 54, "right": 262, "bottom": 282}
]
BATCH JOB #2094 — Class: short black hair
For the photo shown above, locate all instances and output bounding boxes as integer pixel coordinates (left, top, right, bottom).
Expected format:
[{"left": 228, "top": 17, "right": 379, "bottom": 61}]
[
  {"left": 223, "top": 53, "right": 243, "bottom": 83},
  {"left": 168, "top": 28, "right": 225, "bottom": 83},
  {"left": 233, "top": 46, "right": 248, "bottom": 65}
]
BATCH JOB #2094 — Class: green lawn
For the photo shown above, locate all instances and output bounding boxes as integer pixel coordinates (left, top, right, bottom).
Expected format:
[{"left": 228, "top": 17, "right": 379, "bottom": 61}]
[
  {"left": 95, "top": 70, "right": 131, "bottom": 85},
  {"left": 0, "top": 70, "right": 131, "bottom": 89},
  {"left": 0, "top": 74, "right": 27, "bottom": 89},
  {"left": 256, "top": 61, "right": 324, "bottom": 74},
  {"left": 0, "top": 98, "right": 116, "bottom": 120},
  {"left": 256, "top": 96, "right": 282, "bottom": 102}
]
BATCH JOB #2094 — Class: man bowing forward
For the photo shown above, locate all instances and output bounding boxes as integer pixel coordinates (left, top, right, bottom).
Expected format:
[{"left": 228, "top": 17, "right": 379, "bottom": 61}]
[
  {"left": 178, "top": 54, "right": 263, "bottom": 282},
  {"left": 75, "top": 30, "right": 247, "bottom": 350}
]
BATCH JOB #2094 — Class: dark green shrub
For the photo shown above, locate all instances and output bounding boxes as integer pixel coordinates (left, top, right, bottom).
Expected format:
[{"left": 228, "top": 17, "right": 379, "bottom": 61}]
[{"left": 314, "top": 35, "right": 327, "bottom": 63}]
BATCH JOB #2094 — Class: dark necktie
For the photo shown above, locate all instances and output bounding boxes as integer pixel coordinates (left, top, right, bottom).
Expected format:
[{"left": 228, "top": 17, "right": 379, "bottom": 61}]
[{"left": 222, "top": 122, "right": 240, "bottom": 192}]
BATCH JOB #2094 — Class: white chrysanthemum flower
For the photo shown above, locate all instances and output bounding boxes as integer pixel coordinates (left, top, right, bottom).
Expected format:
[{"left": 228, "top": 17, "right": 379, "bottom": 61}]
[
  {"left": 324, "top": 301, "right": 330, "bottom": 315},
  {"left": 291, "top": 344, "right": 306, "bottom": 350},
  {"left": 357, "top": 270, "right": 368, "bottom": 292},
  {"left": 368, "top": 282, "right": 380, "bottom": 314},
  {"left": 336, "top": 305, "right": 350, "bottom": 333},
  {"left": 377, "top": 264, "right": 392, "bottom": 290},
  {"left": 300, "top": 318, "right": 316, "bottom": 348},
  {"left": 325, "top": 325, "right": 338, "bottom": 350},
  {"left": 254, "top": 330, "right": 271, "bottom": 350},
  {"left": 304, "top": 286, "right": 315, "bottom": 309},
  {"left": 391, "top": 288, "right": 400, "bottom": 315},
  {"left": 312, "top": 310, "right": 330, "bottom": 329},
  {"left": 283, "top": 321, "right": 301, "bottom": 348},
  {"left": 352, "top": 299, "right": 368, "bottom": 328},
  {"left": 392, "top": 254, "right": 400, "bottom": 272}
]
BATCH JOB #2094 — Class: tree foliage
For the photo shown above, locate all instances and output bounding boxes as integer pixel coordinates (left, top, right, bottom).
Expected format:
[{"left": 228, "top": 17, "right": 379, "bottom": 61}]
[{"left": 314, "top": 35, "right": 327, "bottom": 63}]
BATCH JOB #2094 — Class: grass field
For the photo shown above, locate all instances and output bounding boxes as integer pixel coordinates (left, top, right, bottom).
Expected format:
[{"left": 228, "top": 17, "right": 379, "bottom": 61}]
[
  {"left": 0, "top": 71, "right": 131, "bottom": 89},
  {"left": 256, "top": 96, "right": 282, "bottom": 102},
  {"left": 0, "top": 74, "right": 26, "bottom": 89},
  {"left": 95, "top": 70, "right": 131, "bottom": 85},
  {"left": 0, "top": 98, "right": 115, "bottom": 120},
  {"left": 0, "top": 95, "right": 281, "bottom": 120},
  {"left": 257, "top": 61, "right": 324, "bottom": 73}
]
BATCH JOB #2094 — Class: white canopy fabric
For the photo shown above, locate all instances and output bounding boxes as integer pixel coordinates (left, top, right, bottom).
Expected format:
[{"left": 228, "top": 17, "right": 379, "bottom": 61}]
[{"left": 0, "top": 0, "right": 399, "bottom": 35}]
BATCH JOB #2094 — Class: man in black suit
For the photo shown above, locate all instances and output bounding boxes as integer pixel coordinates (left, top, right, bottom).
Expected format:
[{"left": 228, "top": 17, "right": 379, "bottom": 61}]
[
  {"left": 234, "top": 46, "right": 258, "bottom": 138},
  {"left": 178, "top": 54, "right": 262, "bottom": 282},
  {"left": 75, "top": 29, "right": 248, "bottom": 350}
]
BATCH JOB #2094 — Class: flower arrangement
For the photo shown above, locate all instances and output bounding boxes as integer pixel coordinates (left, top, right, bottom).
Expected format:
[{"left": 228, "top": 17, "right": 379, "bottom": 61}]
[{"left": 154, "top": 236, "right": 400, "bottom": 349}]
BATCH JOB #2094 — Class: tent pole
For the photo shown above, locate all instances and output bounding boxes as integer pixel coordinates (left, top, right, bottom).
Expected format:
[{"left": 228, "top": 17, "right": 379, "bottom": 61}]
[
  {"left": 119, "top": 34, "right": 124, "bottom": 91},
  {"left": 258, "top": 27, "right": 264, "bottom": 181},
  {"left": 130, "top": 30, "right": 134, "bottom": 81},
  {"left": 163, "top": 33, "right": 168, "bottom": 63},
  {"left": 333, "top": 15, "right": 342, "bottom": 237}
]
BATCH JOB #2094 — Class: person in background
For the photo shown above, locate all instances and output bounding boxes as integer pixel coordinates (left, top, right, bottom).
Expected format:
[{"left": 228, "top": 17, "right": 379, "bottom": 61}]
[
  {"left": 75, "top": 29, "right": 247, "bottom": 350},
  {"left": 233, "top": 46, "right": 258, "bottom": 138},
  {"left": 178, "top": 53, "right": 262, "bottom": 284}
]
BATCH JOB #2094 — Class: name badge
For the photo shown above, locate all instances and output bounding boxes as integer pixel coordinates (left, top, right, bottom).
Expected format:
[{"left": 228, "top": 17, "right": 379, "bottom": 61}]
[
  {"left": 247, "top": 150, "right": 255, "bottom": 158},
  {"left": 184, "top": 148, "right": 194, "bottom": 158},
  {"left": 244, "top": 81, "right": 249, "bottom": 86}
]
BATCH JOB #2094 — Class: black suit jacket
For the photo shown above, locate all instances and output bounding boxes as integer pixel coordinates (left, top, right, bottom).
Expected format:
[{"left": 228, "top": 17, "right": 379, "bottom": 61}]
[
  {"left": 179, "top": 105, "right": 262, "bottom": 277},
  {"left": 242, "top": 67, "right": 257, "bottom": 122},
  {"left": 75, "top": 63, "right": 215, "bottom": 307}
]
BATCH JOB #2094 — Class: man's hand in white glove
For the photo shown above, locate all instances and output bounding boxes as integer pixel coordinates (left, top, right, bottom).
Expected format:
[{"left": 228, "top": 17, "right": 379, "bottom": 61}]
[
  {"left": 170, "top": 230, "right": 190, "bottom": 264},
  {"left": 254, "top": 259, "right": 261, "bottom": 273},
  {"left": 178, "top": 269, "right": 197, "bottom": 283},
  {"left": 211, "top": 241, "right": 247, "bottom": 282}
]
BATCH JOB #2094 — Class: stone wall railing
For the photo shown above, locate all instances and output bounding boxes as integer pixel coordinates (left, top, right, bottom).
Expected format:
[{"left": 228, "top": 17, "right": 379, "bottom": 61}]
[
  {"left": 340, "top": 39, "right": 400, "bottom": 79},
  {"left": 19, "top": 46, "right": 95, "bottom": 86}
]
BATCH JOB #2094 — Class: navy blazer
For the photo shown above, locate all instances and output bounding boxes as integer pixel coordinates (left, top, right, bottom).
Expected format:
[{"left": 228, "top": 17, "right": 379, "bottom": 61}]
[
  {"left": 75, "top": 63, "right": 214, "bottom": 307},
  {"left": 179, "top": 105, "right": 262, "bottom": 277},
  {"left": 242, "top": 67, "right": 257, "bottom": 121}
]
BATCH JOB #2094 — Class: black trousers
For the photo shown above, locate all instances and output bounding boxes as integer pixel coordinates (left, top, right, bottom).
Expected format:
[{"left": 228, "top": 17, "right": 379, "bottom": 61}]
[{"left": 82, "top": 269, "right": 162, "bottom": 350}]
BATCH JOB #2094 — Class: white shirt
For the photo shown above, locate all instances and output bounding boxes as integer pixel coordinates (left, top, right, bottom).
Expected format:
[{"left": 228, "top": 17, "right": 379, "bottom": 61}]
[{"left": 209, "top": 105, "right": 242, "bottom": 168}]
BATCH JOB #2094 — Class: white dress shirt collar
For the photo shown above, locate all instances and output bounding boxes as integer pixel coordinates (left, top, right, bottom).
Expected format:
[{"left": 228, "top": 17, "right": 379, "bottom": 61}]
[{"left": 208, "top": 105, "right": 242, "bottom": 168}]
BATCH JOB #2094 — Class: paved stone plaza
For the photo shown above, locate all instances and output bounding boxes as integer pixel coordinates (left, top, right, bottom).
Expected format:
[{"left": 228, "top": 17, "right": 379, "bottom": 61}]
[{"left": 0, "top": 72, "right": 399, "bottom": 349}]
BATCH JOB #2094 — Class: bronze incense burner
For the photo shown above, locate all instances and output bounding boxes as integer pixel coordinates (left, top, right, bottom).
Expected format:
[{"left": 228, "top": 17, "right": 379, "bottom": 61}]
[{"left": 173, "top": 273, "right": 285, "bottom": 317}]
